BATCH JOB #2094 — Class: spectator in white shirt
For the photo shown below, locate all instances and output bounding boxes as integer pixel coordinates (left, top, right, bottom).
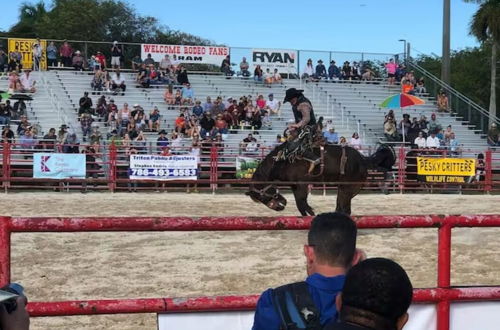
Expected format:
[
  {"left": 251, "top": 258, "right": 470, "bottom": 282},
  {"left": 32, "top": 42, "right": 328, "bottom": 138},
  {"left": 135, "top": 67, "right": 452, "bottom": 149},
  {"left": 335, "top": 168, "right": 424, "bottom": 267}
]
[
  {"left": 19, "top": 69, "right": 36, "bottom": 93},
  {"left": 302, "top": 58, "right": 314, "bottom": 79},
  {"left": 350, "top": 132, "right": 362, "bottom": 150},
  {"left": 414, "top": 131, "right": 426, "bottom": 149},
  {"left": 264, "top": 93, "right": 281, "bottom": 116},
  {"left": 426, "top": 132, "right": 440, "bottom": 149},
  {"left": 111, "top": 70, "right": 126, "bottom": 93}
]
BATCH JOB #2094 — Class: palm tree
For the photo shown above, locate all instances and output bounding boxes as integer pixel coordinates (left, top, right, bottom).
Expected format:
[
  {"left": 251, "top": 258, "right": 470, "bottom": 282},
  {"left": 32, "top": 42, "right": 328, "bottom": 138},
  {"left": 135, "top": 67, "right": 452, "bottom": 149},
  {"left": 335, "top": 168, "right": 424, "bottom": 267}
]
[
  {"left": 9, "top": 1, "right": 47, "bottom": 37},
  {"left": 466, "top": 0, "right": 500, "bottom": 126}
]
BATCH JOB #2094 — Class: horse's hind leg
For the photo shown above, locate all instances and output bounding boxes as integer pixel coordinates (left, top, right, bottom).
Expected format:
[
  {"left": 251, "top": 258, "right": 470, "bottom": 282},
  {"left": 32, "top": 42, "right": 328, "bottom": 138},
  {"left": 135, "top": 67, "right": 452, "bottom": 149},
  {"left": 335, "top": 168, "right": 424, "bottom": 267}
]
[
  {"left": 292, "top": 184, "right": 315, "bottom": 216},
  {"left": 336, "top": 184, "right": 362, "bottom": 215}
]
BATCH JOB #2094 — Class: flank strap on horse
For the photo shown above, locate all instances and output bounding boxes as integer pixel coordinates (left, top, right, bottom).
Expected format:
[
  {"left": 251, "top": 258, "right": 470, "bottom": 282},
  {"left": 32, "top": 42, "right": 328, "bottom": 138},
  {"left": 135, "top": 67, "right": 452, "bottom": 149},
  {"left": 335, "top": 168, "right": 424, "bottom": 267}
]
[
  {"left": 340, "top": 146, "right": 347, "bottom": 175},
  {"left": 308, "top": 145, "right": 326, "bottom": 178}
]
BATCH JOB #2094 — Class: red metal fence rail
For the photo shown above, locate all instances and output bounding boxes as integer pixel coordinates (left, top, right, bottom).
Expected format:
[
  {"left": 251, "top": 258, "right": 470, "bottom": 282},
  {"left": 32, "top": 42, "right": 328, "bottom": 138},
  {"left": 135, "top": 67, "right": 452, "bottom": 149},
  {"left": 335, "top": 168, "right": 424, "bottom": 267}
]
[{"left": 1, "top": 215, "right": 500, "bottom": 330}]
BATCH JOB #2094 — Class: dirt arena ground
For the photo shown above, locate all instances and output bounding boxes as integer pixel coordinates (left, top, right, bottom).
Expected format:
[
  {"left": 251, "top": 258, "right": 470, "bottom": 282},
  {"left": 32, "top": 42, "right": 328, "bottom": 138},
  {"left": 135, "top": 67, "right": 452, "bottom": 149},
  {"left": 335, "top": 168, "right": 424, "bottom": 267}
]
[{"left": 2, "top": 192, "right": 499, "bottom": 330}]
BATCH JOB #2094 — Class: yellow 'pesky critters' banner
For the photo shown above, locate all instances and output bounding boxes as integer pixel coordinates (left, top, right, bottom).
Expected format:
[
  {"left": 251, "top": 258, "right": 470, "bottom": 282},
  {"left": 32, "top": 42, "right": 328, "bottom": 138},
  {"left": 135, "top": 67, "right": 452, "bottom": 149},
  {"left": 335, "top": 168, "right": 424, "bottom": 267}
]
[
  {"left": 8, "top": 38, "right": 47, "bottom": 70},
  {"left": 417, "top": 157, "right": 475, "bottom": 183}
]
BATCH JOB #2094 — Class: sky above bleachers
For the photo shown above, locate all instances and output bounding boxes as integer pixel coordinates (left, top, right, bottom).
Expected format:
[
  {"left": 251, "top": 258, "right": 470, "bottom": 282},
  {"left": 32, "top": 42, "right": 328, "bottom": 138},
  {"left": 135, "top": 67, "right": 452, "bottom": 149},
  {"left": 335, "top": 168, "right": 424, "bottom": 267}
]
[{"left": 1, "top": 0, "right": 480, "bottom": 56}]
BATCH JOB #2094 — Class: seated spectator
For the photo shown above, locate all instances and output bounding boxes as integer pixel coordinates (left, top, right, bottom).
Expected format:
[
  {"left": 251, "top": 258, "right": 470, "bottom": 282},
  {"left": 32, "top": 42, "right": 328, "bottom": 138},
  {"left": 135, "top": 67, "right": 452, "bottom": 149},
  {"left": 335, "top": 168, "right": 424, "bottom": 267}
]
[
  {"left": 118, "top": 102, "right": 131, "bottom": 129},
  {"left": 148, "top": 106, "right": 161, "bottom": 132},
  {"left": 398, "top": 114, "right": 411, "bottom": 141},
  {"left": 0, "top": 102, "right": 11, "bottom": 125},
  {"left": 240, "top": 57, "right": 250, "bottom": 77},
  {"left": 89, "top": 126, "right": 102, "bottom": 152},
  {"left": 91, "top": 69, "right": 105, "bottom": 91},
  {"left": 72, "top": 50, "right": 85, "bottom": 71},
  {"left": 164, "top": 84, "right": 175, "bottom": 106},
  {"left": 341, "top": 61, "right": 352, "bottom": 80},
  {"left": 251, "top": 108, "right": 263, "bottom": 130},
  {"left": 437, "top": 91, "right": 449, "bottom": 113},
  {"left": 159, "top": 54, "right": 171, "bottom": 72},
  {"left": 134, "top": 130, "right": 147, "bottom": 153},
  {"left": 176, "top": 65, "right": 189, "bottom": 85},
  {"left": 443, "top": 125, "right": 453, "bottom": 141},
  {"left": 174, "top": 89, "right": 182, "bottom": 105},
  {"left": 40, "top": 128, "right": 57, "bottom": 150},
  {"left": 19, "top": 69, "right": 36, "bottom": 93},
  {"left": 203, "top": 96, "right": 213, "bottom": 113},
  {"left": 254, "top": 65, "right": 263, "bottom": 82},
  {"left": 143, "top": 53, "right": 155, "bottom": 67},
  {"left": 111, "top": 70, "right": 126, "bottom": 94},
  {"left": 264, "top": 68, "right": 273, "bottom": 85},
  {"left": 95, "top": 95, "right": 107, "bottom": 118},
  {"left": 185, "top": 114, "right": 200, "bottom": 138},
  {"left": 323, "top": 127, "right": 339, "bottom": 144},
  {"left": 136, "top": 63, "right": 150, "bottom": 88},
  {"left": 328, "top": 60, "right": 340, "bottom": 80},
  {"left": 468, "top": 153, "right": 486, "bottom": 183},
  {"left": 418, "top": 114, "right": 429, "bottom": 135},
  {"left": 272, "top": 68, "right": 282, "bottom": 84},
  {"left": 302, "top": 58, "right": 314, "bottom": 79},
  {"left": 134, "top": 110, "right": 148, "bottom": 132},
  {"left": 2, "top": 125, "right": 15, "bottom": 143},
  {"left": 222, "top": 109, "right": 237, "bottom": 127},
  {"left": 241, "top": 133, "right": 258, "bottom": 154},
  {"left": 89, "top": 55, "right": 100, "bottom": 71},
  {"left": 63, "top": 132, "right": 80, "bottom": 153},
  {"left": 78, "top": 91, "right": 93, "bottom": 115},
  {"left": 170, "top": 131, "right": 182, "bottom": 153},
  {"left": 106, "top": 98, "right": 118, "bottom": 120},
  {"left": 8, "top": 49, "right": 22, "bottom": 72},
  {"left": 415, "top": 78, "right": 426, "bottom": 95},
  {"left": 131, "top": 55, "right": 142, "bottom": 71},
  {"left": 324, "top": 258, "right": 413, "bottom": 330},
  {"left": 428, "top": 113, "right": 442, "bottom": 134},
  {"left": 95, "top": 51, "right": 106, "bottom": 69},
  {"left": 181, "top": 83, "right": 194, "bottom": 102},
  {"left": 157, "top": 129, "right": 169, "bottom": 149},
  {"left": 401, "top": 80, "right": 414, "bottom": 95},
  {"left": 414, "top": 131, "right": 426, "bottom": 149},
  {"left": 214, "top": 114, "right": 228, "bottom": 135},
  {"left": 19, "top": 126, "right": 36, "bottom": 149},
  {"left": 80, "top": 112, "right": 93, "bottom": 142},
  {"left": 221, "top": 55, "right": 234, "bottom": 76},
  {"left": 384, "top": 109, "right": 395, "bottom": 123},
  {"left": 11, "top": 99, "right": 26, "bottom": 120},
  {"left": 315, "top": 60, "right": 328, "bottom": 79},
  {"left": 8, "top": 70, "right": 20, "bottom": 92},
  {"left": 447, "top": 132, "right": 461, "bottom": 155},
  {"left": 339, "top": 136, "right": 347, "bottom": 146},
  {"left": 350, "top": 132, "right": 361, "bottom": 150},
  {"left": 361, "top": 68, "right": 375, "bottom": 81},
  {"left": 175, "top": 113, "right": 186, "bottom": 135},
  {"left": 426, "top": 131, "right": 440, "bottom": 149},
  {"left": 212, "top": 97, "right": 225, "bottom": 117},
  {"left": 384, "top": 118, "right": 398, "bottom": 141},
  {"left": 0, "top": 49, "right": 8, "bottom": 72},
  {"left": 395, "top": 63, "right": 407, "bottom": 82},
  {"left": 16, "top": 115, "right": 30, "bottom": 136},
  {"left": 487, "top": 123, "right": 499, "bottom": 146},
  {"left": 58, "top": 124, "right": 68, "bottom": 144},
  {"left": 256, "top": 94, "right": 266, "bottom": 110},
  {"left": 192, "top": 100, "right": 204, "bottom": 117},
  {"left": 264, "top": 93, "right": 281, "bottom": 116},
  {"left": 351, "top": 62, "right": 361, "bottom": 80}
]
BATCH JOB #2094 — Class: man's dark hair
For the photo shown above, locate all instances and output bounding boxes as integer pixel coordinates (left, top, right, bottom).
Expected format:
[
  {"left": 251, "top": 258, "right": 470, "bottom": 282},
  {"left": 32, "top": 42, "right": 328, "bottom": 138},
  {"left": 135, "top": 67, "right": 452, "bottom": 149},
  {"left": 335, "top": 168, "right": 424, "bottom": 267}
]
[
  {"left": 341, "top": 258, "right": 413, "bottom": 326},
  {"left": 307, "top": 212, "right": 357, "bottom": 267}
]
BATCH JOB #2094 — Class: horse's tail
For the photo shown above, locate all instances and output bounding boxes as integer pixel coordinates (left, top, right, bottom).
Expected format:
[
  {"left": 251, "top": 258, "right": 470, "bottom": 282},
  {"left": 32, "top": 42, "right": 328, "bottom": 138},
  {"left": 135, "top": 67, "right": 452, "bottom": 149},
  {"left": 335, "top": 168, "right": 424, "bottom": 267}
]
[{"left": 366, "top": 144, "right": 396, "bottom": 171}]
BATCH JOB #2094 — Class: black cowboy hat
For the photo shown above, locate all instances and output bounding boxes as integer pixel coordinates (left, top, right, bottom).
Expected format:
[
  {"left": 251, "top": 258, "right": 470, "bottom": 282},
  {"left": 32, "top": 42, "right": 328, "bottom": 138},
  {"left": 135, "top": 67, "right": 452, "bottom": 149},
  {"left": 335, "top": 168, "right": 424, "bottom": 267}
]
[
  {"left": 158, "top": 129, "right": 167, "bottom": 135},
  {"left": 283, "top": 88, "right": 304, "bottom": 103}
]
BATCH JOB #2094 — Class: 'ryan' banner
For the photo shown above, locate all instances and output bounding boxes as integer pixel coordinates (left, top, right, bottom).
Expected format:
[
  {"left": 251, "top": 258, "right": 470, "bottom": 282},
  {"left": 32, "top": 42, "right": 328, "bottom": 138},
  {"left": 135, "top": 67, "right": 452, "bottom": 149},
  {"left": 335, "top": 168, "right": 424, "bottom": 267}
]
[
  {"left": 141, "top": 44, "right": 229, "bottom": 66},
  {"left": 252, "top": 48, "right": 298, "bottom": 74}
]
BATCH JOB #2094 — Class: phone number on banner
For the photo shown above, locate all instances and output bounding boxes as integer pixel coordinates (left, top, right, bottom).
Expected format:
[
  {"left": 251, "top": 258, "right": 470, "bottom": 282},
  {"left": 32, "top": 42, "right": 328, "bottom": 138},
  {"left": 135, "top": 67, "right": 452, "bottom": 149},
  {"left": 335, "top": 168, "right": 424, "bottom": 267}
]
[{"left": 130, "top": 168, "right": 197, "bottom": 177}]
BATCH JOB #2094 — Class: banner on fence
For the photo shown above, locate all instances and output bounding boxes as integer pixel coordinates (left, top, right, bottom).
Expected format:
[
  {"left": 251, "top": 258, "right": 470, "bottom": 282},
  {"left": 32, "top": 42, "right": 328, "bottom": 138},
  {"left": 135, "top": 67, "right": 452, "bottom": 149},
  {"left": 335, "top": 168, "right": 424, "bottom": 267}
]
[
  {"left": 33, "top": 153, "right": 85, "bottom": 179},
  {"left": 129, "top": 154, "right": 198, "bottom": 181},
  {"left": 416, "top": 157, "right": 475, "bottom": 183},
  {"left": 8, "top": 38, "right": 47, "bottom": 70},
  {"left": 251, "top": 48, "right": 297, "bottom": 73},
  {"left": 140, "top": 44, "right": 229, "bottom": 66},
  {"left": 235, "top": 157, "right": 260, "bottom": 179}
]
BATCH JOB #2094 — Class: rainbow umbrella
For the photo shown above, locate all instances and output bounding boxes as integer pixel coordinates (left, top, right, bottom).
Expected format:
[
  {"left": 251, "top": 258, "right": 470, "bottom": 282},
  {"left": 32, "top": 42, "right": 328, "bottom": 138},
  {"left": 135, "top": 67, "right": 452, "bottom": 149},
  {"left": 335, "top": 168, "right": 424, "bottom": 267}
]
[{"left": 380, "top": 93, "right": 425, "bottom": 108}]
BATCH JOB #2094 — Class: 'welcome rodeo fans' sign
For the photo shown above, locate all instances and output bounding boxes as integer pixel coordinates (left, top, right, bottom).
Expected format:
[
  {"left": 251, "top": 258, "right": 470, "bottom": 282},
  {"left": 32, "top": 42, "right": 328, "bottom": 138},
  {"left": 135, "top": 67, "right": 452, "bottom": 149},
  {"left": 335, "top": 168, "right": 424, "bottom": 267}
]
[
  {"left": 416, "top": 157, "right": 475, "bottom": 183},
  {"left": 141, "top": 44, "right": 229, "bottom": 66}
]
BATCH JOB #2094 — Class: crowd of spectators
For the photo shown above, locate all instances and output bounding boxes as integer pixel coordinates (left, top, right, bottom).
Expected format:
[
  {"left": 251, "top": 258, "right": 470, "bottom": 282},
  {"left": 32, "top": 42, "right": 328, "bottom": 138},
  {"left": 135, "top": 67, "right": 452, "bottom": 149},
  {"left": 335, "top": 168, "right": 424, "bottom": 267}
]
[{"left": 301, "top": 58, "right": 374, "bottom": 82}]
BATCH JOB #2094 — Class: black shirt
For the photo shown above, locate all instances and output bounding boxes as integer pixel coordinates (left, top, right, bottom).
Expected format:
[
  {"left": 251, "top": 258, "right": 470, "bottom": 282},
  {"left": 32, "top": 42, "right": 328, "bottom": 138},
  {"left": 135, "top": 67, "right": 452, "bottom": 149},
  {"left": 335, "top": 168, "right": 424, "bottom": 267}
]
[
  {"left": 111, "top": 46, "right": 121, "bottom": 57},
  {"left": 0, "top": 105, "right": 10, "bottom": 117},
  {"left": 200, "top": 116, "right": 215, "bottom": 131}
]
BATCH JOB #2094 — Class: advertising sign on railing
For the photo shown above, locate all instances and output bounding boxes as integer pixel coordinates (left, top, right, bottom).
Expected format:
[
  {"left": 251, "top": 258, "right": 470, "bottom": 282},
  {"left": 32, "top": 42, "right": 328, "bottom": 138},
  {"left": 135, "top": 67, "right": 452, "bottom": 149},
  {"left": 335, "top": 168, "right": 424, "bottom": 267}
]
[
  {"left": 129, "top": 154, "right": 198, "bottom": 181},
  {"left": 416, "top": 157, "right": 475, "bottom": 183},
  {"left": 141, "top": 44, "right": 229, "bottom": 66},
  {"left": 33, "top": 153, "right": 85, "bottom": 179},
  {"left": 8, "top": 38, "right": 47, "bottom": 70},
  {"left": 235, "top": 157, "right": 260, "bottom": 179},
  {"left": 251, "top": 48, "right": 297, "bottom": 74}
]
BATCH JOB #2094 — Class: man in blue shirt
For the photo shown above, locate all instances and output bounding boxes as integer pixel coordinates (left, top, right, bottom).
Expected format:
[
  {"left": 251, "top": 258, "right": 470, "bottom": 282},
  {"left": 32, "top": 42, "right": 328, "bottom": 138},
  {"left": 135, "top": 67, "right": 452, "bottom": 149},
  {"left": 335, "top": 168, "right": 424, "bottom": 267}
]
[
  {"left": 323, "top": 127, "right": 339, "bottom": 144},
  {"left": 181, "top": 83, "right": 194, "bottom": 101},
  {"left": 252, "top": 212, "right": 361, "bottom": 330}
]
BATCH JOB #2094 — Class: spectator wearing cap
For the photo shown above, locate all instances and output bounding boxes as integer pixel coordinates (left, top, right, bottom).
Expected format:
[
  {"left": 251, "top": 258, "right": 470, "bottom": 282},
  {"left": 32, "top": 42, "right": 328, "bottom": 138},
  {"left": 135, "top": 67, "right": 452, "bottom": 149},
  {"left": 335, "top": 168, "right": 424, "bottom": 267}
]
[
  {"left": 72, "top": 50, "right": 85, "bottom": 70},
  {"left": 426, "top": 131, "right": 440, "bottom": 149},
  {"left": 149, "top": 106, "right": 161, "bottom": 132},
  {"left": 324, "top": 258, "right": 413, "bottom": 330},
  {"left": 181, "top": 83, "right": 194, "bottom": 102},
  {"left": 328, "top": 60, "right": 340, "bottom": 80},
  {"left": 157, "top": 129, "right": 169, "bottom": 150},
  {"left": 59, "top": 40, "right": 73, "bottom": 67},
  {"left": 324, "top": 127, "right": 339, "bottom": 144},
  {"left": 215, "top": 113, "right": 228, "bottom": 134},
  {"left": 95, "top": 51, "right": 106, "bottom": 70},
  {"left": 315, "top": 59, "right": 327, "bottom": 80},
  {"left": 192, "top": 100, "right": 204, "bottom": 117},
  {"left": 342, "top": 61, "right": 352, "bottom": 80},
  {"left": 131, "top": 55, "right": 142, "bottom": 71},
  {"left": 351, "top": 61, "right": 361, "bottom": 80},
  {"left": 110, "top": 41, "right": 121, "bottom": 69},
  {"left": 143, "top": 53, "right": 155, "bottom": 67},
  {"left": 265, "top": 93, "right": 281, "bottom": 116}
]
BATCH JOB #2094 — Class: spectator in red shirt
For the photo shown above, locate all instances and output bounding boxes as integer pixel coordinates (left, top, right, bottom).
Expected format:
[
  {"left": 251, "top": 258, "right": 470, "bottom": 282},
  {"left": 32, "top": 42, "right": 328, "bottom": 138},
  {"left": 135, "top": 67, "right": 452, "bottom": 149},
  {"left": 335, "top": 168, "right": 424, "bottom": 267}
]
[
  {"left": 95, "top": 51, "right": 106, "bottom": 69},
  {"left": 215, "top": 114, "right": 228, "bottom": 134},
  {"left": 59, "top": 40, "right": 73, "bottom": 67},
  {"left": 175, "top": 113, "right": 186, "bottom": 135},
  {"left": 222, "top": 109, "right": 237, "bottom": 127},
  {"left": 256, "top": 94, "right": 266, "bottom": 110}
]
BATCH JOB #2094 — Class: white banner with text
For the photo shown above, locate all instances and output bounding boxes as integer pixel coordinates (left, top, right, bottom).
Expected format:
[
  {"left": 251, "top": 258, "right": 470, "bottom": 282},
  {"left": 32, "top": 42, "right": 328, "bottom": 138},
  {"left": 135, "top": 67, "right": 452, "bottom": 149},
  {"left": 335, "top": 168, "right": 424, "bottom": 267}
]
[
  {"left": 251, "top": 48, "right": 297, "bottom": 74},
  {"left": 141, "top": 44, "right": 229, "bottom": 66},
  {"left": 129, "top": 154, "right": 198, "bottom": 181}
]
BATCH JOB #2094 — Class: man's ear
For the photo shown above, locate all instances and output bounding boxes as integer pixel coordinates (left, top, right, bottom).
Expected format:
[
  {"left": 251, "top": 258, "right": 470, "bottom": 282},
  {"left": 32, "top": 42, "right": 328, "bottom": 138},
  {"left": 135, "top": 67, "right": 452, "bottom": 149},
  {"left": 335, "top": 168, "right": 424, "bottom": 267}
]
[
  {"left": 335, "top": 293, "right": 342, "bottom": 312},
  {"left": 304, "top": 245, "right": 315, "bottom": 263},
  {"left": 396, "top": 312, "right": 409, "bottom": 330}
]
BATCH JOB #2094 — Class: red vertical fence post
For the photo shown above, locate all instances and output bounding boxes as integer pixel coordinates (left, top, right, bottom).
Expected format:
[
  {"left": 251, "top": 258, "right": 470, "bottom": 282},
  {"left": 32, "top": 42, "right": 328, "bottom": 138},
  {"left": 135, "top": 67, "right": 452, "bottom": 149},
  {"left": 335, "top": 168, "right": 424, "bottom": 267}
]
[
  {"left": 0, "top": 217, "right": 11, "bottom": 286},
  {"left": 484, "top": 150, "right": 492, "bottom": 193},
  {"left": 210, "top": 144, "right": 218, "bottom": 194},
  {"left": 437, "top": 222, "right": 452, "bottom": 330},
  {"left": 2, "top": 142, "right": 11, "bottom": 191},
  {"left": 108, "top": 143, "right": 117, "bottom": 192},
  {"left": 398, "top": 146, "right": 406, "bottom": 194}
]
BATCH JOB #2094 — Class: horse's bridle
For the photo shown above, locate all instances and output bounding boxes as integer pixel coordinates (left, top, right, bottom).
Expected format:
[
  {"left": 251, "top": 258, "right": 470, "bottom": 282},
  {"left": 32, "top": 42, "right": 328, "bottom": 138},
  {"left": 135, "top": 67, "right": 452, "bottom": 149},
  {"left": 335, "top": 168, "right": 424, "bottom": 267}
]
[{"left": 250, "top": 184, "right": 280, "bottom": 199}]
